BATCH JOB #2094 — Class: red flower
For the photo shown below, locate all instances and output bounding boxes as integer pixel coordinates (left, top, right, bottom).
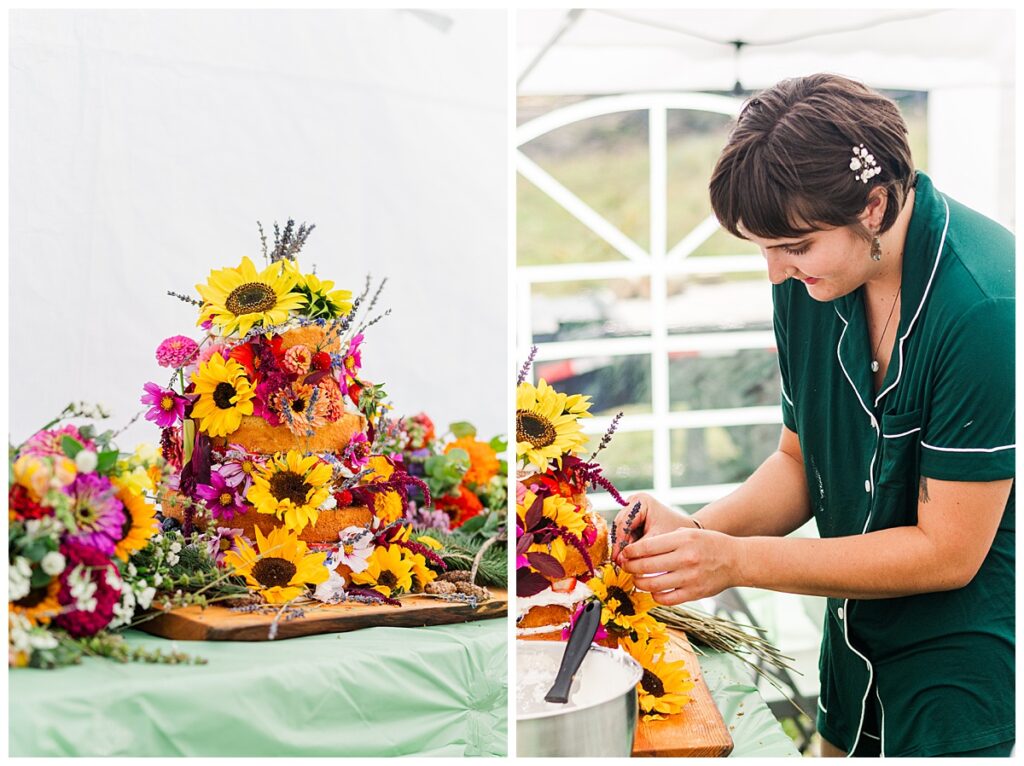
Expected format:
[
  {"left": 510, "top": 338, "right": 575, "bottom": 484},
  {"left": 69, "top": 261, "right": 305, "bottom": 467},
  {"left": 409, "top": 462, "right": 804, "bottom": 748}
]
[
  {"left": 8, "top": 485, "right": 52, "bottom": 521},
  {"left": 53, "top": 540, "right": 121, "bottom": 638},
  {"left": 438, "top": 485, "right": 484, "bottom": 528},
  {"left": 230, "top": 336, "right": 285, "bottom": 380},
  {"left": 312, "top": 352, "right": 332, "bottom": 371},
  {"left": 334, "top": 490, "right": 354, "bottom": 508}
]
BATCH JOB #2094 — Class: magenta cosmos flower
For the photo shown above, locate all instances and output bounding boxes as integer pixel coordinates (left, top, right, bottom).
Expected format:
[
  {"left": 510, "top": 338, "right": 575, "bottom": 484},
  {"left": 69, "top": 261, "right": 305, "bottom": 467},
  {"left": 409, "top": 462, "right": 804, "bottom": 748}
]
[
  {"left": 195, "top": 470, "right": 249, "bottom": 522},
  {"left": 338, "top": 333, "right": 364, "bottom": 397},
  {"left": 141, "top": 383, "right": 187, "bottom": 428},
  {"left": 155, "top": 335, "right": 199, "bottom": 368},
  {"left": 66, "top": 474, "right": 126, "bottom": 555}
]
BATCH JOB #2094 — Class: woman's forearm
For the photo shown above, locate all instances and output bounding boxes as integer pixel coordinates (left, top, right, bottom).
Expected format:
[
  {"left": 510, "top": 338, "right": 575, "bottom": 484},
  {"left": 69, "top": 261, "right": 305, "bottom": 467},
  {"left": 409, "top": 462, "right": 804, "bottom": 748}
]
[
  {"left": 695, "top": 449, "right": 812, "bottom": 538},
  {"left": 735, "top": 526, "right": 969, "bottom": 599}
]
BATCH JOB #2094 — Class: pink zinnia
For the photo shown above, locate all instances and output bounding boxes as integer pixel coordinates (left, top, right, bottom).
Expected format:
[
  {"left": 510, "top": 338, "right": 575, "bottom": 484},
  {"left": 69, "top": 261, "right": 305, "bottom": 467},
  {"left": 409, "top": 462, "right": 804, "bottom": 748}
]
[
  {"left": 195, "top": 470, "right": 249, "bottom": 522},
  {"left": 155, "top": 335, "right": 199, "bottom": 368},
  {"left": 338, "top": 333, "right": 364, "bottom": 397},
  {"left": 141, "top": 382, "right": 187, "bottom": 428},
  {"left": 22, "top": 424, "right": 96, "bottom": 458},
  {"left": 66, "top": 474, "right": 126, "bottom": 556}
]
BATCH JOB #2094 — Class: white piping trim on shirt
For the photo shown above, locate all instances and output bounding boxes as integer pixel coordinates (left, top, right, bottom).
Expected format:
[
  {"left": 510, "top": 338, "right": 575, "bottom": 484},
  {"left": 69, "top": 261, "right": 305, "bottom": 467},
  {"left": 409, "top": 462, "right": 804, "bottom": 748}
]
[
  {"left": 818, "top": 697, "right": 828, "bottom": 714},
  {"left": 876, "top": 686, "right": 887, "bottom": 756},
  {"left": 921, "top": 441, "right": 1015, "bottom": 453},
  {"left": 882, "top": 427, "right": 921, "bottom": 439},
  {"left": 781, "top": 385, "right": 794, "bottom": 407},
  {"left": 874, "top": 194, "right": 951, "bottom": 408}
]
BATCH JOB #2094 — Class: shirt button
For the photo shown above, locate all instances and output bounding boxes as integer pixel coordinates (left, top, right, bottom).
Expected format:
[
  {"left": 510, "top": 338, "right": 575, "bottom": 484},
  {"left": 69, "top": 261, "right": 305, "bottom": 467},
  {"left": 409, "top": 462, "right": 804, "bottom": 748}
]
[
  {"left": 837, "top": 607, "right": 845, "bottom": 620},
  {"left": 864, "top": 480, "right": 871, "bottom": 492}
]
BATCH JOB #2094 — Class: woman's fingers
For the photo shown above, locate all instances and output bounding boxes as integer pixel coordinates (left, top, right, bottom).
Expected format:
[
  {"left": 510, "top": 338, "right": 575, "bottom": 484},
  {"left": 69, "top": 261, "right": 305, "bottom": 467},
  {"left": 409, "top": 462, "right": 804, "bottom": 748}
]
[
  {"left": 619, "top": 550, "right": 680, "bottom": 575},
  {"left": 612, "top": 494, "right": 651, "bottom": 559},
  {"left": 620, "top": 527, "right": 695, "bottom": 561}
]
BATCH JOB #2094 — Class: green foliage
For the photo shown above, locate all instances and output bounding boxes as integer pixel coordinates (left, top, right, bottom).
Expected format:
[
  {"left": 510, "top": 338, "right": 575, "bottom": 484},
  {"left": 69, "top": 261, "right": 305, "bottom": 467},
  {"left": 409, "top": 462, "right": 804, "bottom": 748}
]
[
  {"left": 449, "top": 421, "right": 477, "bottom": 439},
  {"left": 423, "top": 450, "right": 469, "bottom": 499},
  {"left": 425, "top": 526, "right": 508, "bottom": 589},
  {"left": 60, "top": 435, "right": 84, "bottom": 459}
]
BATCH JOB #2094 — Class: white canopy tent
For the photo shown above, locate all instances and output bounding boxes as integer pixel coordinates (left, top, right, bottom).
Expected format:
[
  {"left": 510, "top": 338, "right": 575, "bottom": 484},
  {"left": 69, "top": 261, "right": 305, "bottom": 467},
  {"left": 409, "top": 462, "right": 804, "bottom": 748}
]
[{"left": 517, "top": 8, "right": 1015, "bottom": 226}]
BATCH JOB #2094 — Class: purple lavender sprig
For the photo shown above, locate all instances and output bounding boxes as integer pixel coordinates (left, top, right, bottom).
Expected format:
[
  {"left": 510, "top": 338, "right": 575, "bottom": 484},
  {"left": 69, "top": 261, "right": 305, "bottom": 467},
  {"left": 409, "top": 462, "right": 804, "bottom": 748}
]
[
  {"left": 517, "top": 346, "right": 539, "bottom": 385},
  {"left": 588, "top": 411, "right": 623, "bottom": 461},
  {"left": 168, "top": 290, "right": 202, "bottom": 306}
]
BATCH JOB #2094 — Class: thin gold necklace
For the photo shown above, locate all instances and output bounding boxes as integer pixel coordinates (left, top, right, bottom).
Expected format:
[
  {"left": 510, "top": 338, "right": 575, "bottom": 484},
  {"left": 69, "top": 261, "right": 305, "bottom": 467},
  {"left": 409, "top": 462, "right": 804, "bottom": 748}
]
[{"left": 871, "top": 285, "right": 902, "bottom": 373}]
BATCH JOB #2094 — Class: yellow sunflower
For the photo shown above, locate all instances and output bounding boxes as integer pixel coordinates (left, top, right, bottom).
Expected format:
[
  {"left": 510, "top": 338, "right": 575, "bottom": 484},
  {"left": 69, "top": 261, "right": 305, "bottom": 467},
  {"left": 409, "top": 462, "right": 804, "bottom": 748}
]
[
  {"left": 191, "top": 355, "right": 256, "bottom": 437},
  {"left": 196, "top": 256, "right": 307, "bottom": 337},
  {"left": 247, "top": 450, "right": 333, "bottom": 533},
  {"left": 292, "top": 267, "right": 354, "bottom": 320},
  {"left": 624, "top": 636, "right": 695, "bottom": 720},
  {"left": 518, "top": 488, "right": 588, "bottom": 541},
  {"left": 223, "top": 525, "right": 328, "bottom": 604},
  {"left": 516, "top": 379, "right": 591, "bottom": 471},
  {"left": 349, "top": 544, "right": 415, "bottom": 598},
  {"left": 586, "top": 564, "right": 658, "bottom": 640},
  {"left": 111, "top": 481, "right": 160, "bottom": 561},
  {"left": 406, "top": 550, "right": 438, "bottom": 590},
  {"left": 8, "top": 578, "right": 61, "bottom": 626},
  {"left": 362, "top": 455, "right": 404, "bottom": 525}
]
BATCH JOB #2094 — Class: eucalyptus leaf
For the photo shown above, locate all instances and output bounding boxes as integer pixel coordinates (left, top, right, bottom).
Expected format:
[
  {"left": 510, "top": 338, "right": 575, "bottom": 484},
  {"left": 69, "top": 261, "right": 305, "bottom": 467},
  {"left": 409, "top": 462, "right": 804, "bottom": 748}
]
[
  {"left": 449, "top": 421, "right": 477, "bottom": 439},
  {"left": 61, "top": 436, "right": 84, "bottom": 459},
  {"left": 489, "top": 435, "right": 508, "bottom": 452},
  {"left": 95, "top": 451, "right": 120, "bottom": 474}
]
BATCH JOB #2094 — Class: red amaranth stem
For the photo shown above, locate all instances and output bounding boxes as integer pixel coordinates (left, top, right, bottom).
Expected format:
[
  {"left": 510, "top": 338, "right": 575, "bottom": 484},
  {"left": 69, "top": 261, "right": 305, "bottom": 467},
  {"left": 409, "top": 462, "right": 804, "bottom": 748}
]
[
  {"left": 556, "top": 528, "right": 595, "bottom": 578},
  {"left": 394, "top": 538, "right": 448, "bottom": 571},
  {"left": 586, "top": 471, "right": 628, "bottom": 507},
  {"left": 345, "top": 587, "right": 401, "bottom": 607}
]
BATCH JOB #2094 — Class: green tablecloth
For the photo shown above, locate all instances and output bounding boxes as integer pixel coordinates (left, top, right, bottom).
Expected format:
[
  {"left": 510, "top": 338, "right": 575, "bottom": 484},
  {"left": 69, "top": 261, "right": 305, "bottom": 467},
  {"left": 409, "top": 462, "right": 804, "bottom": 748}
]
[
  {"left": 699, "top": 651, "right": 801, "bottom": 758},
  {"left": 9, "top": 618, "right": 507, "bottom": 757}
]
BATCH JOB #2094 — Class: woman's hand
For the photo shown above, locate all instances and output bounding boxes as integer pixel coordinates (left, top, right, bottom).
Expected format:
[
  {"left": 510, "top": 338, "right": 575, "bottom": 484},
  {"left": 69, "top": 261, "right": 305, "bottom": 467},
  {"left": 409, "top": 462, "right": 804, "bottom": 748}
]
[
  {"left": 611, "top": 493, "right": 697, "bottom": 563},
  {"left": 617, "top": 527, "right": 741, "bottom": 606}
]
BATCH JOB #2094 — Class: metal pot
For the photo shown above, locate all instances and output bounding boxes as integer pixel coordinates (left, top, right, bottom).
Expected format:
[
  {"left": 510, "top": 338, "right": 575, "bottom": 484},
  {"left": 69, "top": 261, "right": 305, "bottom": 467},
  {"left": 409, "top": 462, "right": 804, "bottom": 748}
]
[{"left": 517, "top": 640, "right": 643, "bottom": 757}]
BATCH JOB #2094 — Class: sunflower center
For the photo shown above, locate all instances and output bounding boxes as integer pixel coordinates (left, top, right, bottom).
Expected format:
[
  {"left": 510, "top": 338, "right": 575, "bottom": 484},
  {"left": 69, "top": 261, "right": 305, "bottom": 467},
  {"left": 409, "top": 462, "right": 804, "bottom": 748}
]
[
  {"left": 120, "top": 506, "right": 134, "bottom": 539},
  {"left": 641, "top": 668, "right": 666, "bottom": 698},
  {"left": 219, "top": 492, "right": 234, "bottom": 506},
  {"left": 213, "top": 382, "right": 238, "bottom": 409},
  {"left": 251, "top": 557, "right": 297, "bottom": 588},
  {"left": 378, "top": 570, "right": 398, "bottom": 589},
  {"left": 606, "top": 586, "right": 636, "bottom": 616},
  {"left": 268, "top": 470, "right": 312, "bottom": 505},
  {"left": 15, "top": 586, "right": 50, "bottom": 609},
  {"left": 225, "top": 282, "right": 278, "bottom": 315},
  {"left": 292, "top": 398, "right": 307, "bottom": 413},
  {"left": 160, "top": 395, "right": 176, "bottom": 412},
  {"left": 516, "top": 410, "right": 557, "bottom": 449}
]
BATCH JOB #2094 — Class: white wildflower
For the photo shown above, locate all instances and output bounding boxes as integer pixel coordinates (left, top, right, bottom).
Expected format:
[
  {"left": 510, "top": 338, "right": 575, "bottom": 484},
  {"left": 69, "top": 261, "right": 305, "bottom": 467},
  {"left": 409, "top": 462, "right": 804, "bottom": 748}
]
[
  {"left": 9, "top": 557, "right": 33, "bottom": 602},
  {"left": 40, "top": 551, "right": 66, "bottom": 576},
  {"left": 74, "top": 450, "right": 98, "bottom": 473}
]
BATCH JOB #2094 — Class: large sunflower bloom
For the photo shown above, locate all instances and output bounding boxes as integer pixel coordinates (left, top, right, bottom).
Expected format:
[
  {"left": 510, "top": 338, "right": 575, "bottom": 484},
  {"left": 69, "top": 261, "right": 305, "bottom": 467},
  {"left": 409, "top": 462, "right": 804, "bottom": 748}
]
[
  {"left": 247, "top": 450, "right": 333, "bottom": 533},
  {"left": 196, "top": 256, "right": 307, "bottom": 337},
  {"left": 349, "top": 544, "right": 415, "bottom": 598},
  {"left": 191, "top": 355, "right": 256, "bottom": 437},
  {"left": 586, "top": 564, "right": 657, "bottom": 639},
  {"left": 516, "top": 379, "right": 590, "bottom": 471},
  {"left": 8, "top": 578, "right": 61, "bottom": 626},
  {"left": 289, "top": 265, "right": 354, "bottom": 320},
  {"left": 517, "top": 489, "right": 588, "bottom": 539},
  {"left": 111, "top": 481, "right": 160, "bottom": 561},
  {"left": 624, "top": 635, "right": 695, "bottom": 720},
  {"left": 223, "top": 525, "right": 328, "bottom": 604}
]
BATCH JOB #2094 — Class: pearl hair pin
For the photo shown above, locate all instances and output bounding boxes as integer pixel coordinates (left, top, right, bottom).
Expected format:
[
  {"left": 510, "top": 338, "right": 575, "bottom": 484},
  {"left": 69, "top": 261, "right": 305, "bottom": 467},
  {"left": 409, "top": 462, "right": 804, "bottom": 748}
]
[{"left": 850, "top": 144, "right": 881, "bottom": 184}]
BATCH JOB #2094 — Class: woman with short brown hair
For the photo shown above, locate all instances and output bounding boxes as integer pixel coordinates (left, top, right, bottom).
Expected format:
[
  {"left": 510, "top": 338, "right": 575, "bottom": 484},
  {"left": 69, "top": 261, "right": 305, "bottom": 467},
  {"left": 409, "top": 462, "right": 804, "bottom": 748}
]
[{"left": 615, "top": 74, "right": 1014, "bottom": 757}]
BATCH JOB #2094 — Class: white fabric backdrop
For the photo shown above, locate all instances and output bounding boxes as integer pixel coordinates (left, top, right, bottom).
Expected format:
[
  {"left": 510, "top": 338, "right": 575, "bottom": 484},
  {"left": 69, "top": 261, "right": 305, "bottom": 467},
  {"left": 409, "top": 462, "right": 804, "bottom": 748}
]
[{"left": 10, "top": 9, "right": 508, "bottom": 448}]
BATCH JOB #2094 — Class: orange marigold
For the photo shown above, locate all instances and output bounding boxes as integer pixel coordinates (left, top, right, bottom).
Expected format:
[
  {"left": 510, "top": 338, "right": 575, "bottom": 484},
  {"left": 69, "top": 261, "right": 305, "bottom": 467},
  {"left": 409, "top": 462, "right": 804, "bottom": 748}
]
[
  {"left": 438, "top": 484, "right": 484, "bottom": 528},
  {"left": 446, "top": 437, "right": 499, "bottom": 486}
]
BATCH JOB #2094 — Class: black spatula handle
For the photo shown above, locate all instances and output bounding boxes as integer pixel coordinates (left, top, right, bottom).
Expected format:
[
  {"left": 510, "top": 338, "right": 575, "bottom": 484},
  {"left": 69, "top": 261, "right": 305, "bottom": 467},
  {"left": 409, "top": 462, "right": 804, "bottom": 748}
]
[{"left": 544, "top": 599, "right": 602, "bottom": 704}]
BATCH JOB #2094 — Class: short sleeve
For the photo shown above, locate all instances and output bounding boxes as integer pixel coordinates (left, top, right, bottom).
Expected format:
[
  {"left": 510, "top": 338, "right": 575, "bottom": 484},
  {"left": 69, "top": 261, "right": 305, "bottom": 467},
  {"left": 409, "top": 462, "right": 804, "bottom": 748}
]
[
  {"left": 773, "top": 284, "right": 798, "bottom": 433},
  {"left": 920, "top": 297, "right": 1015, "bottom": 480}
]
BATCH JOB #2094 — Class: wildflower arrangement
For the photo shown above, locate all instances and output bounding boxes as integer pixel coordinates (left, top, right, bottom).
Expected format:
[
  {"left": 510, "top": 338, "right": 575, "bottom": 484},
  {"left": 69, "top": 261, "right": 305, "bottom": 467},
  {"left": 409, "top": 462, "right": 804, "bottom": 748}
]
[
  {"left": 144, "top": 221, "right": 466, "bottom": 610},
  {"left": 515, "top": 350, "right": 694, "bottom": 719},
  {"left": 7, "top": 404, "right": 235, "bottom": 669}
]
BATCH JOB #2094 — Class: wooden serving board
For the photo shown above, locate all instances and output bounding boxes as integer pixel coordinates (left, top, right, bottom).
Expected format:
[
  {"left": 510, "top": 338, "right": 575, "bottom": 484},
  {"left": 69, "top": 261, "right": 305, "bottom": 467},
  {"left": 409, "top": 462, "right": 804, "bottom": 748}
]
[
  {"left": 632, "top": 629, "right": 734, "bottom": 757},
  {"left": 137, "top": 589, "right": 507, "bottom": 642}
]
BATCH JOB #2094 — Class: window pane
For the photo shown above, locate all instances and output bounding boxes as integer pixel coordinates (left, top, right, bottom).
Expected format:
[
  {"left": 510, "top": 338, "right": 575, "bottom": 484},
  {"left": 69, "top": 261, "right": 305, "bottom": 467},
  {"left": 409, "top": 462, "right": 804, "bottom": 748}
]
[
  {"left": 534, "top": 354, "right": 651, "bottom": 417},
  {"left": 665, "top": 272, "right": 773, "bottom": 335},
  {"left": 670, "top": 348, "right": 781, "bottom": 411},
  {"left": 670, "top": 424, "right": 779, "bottom": 486},
  {"left": 531, "top": 277, "right": 650, "bottom": 342},
  {"left": 519, "top": 107, "right": 650, "bottom": 251},
  {"left": 581, "top": 429, "right": 653, "bottom": 496},
  {"left": 517, "top": 175, "right": 624, "bottom": 266}
]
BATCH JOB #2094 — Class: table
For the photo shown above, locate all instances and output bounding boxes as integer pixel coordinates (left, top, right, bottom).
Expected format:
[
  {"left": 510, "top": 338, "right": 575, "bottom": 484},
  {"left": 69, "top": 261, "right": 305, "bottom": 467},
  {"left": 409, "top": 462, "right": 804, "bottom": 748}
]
[
  {"left": 698, "top": 651, "right": 801, "bottom": 758},
  {"left": 9, "top": 618, "right": 507, "bottom": 757}
]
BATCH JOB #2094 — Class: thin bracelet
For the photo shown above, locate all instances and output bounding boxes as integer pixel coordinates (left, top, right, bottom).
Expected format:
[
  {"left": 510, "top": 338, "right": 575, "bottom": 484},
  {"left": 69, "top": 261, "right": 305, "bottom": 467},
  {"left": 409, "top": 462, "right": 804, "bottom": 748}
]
[{"left": 690, "top": 516, "right": 704, "bottom": 531}]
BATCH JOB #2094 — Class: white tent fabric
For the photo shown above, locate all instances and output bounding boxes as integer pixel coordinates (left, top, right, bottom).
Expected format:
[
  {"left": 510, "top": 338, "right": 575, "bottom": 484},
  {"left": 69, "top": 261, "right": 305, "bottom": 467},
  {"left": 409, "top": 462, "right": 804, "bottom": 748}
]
[
  {"left": 10, "top": 9, "right": 508, "bottom": 447},
  {"left": 517, "top": 8, "right": 1015, "bottom": 226}
]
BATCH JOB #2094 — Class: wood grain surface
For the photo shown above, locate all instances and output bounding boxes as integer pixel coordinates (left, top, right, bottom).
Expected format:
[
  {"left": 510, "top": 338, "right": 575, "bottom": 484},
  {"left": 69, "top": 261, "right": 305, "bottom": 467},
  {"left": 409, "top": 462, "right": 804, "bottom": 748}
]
[
  {"left": 137, "top": 589, "right": 507, "bottom": 642},
  {"left": 632, "top": 629, "right": 734, "bottom": 757}
]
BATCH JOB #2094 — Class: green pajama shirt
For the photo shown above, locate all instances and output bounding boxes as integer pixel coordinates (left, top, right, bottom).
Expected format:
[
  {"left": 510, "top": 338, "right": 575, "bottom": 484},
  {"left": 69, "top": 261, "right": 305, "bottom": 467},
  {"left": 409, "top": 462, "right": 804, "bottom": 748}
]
[{"left": 773, "top": 172, "right": 1015, "bottom": 757}]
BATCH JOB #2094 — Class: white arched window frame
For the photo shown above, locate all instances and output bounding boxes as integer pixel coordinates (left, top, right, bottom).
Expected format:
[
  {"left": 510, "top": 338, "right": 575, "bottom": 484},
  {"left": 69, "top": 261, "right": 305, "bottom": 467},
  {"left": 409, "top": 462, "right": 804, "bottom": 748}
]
[{"left": 517, "top": 92, "right": 782, "bottom": 513}]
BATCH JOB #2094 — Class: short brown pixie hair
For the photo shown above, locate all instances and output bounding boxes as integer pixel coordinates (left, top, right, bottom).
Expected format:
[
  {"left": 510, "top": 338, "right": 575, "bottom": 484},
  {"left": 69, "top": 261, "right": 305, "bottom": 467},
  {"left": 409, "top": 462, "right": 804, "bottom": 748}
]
[{"left": 709, "top": 73, "right": 916, "bottom": 241}]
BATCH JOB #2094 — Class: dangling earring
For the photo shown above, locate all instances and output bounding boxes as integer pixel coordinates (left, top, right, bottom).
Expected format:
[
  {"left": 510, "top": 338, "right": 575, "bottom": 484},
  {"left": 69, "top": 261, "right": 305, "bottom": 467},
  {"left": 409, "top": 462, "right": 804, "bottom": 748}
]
[{"left": 870, "top": 235, "right": 882, "bottom": 261}]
